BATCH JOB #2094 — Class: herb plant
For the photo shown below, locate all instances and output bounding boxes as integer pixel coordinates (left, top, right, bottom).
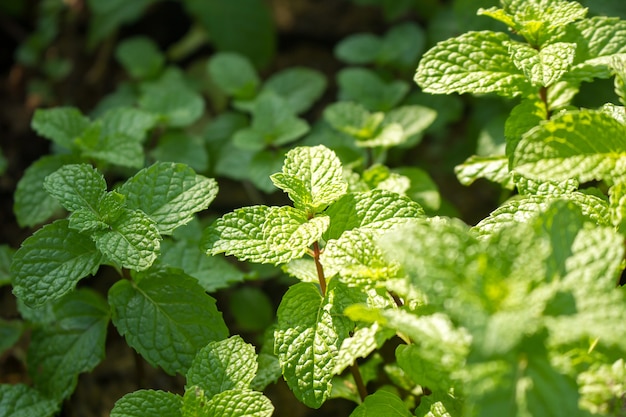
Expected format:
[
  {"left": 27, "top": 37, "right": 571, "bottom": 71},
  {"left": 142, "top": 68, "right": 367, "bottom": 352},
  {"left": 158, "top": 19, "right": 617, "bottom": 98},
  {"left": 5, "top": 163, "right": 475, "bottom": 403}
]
[{"left": 2, "top": 0, "right": 626, "bottom": 416}]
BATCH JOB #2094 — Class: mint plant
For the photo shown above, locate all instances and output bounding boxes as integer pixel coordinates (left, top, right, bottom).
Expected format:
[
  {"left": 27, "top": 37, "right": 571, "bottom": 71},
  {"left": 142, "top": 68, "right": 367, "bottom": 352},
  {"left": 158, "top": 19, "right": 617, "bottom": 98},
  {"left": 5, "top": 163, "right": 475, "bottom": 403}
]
[{"left": 4, "top": 0, "right": 626, "bottom": 416}]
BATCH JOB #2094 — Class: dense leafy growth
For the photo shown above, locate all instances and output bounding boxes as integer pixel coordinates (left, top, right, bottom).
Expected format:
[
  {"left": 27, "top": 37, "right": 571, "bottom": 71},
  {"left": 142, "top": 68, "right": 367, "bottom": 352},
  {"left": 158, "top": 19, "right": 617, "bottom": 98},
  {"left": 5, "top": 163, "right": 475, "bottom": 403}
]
[{"left": 2, "top": 0, "right": 626, "bottom": 416}]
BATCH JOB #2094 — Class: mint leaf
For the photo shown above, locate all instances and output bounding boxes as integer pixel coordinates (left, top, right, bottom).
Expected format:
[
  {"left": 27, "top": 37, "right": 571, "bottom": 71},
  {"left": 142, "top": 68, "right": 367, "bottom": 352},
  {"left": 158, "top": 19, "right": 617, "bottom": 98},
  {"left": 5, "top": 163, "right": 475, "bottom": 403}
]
[
  {"left": 479, "top": 0, "right": 586, "bottom": 45},
  {"left": 111, "top": 390, "right": 182, "bottom": 417},
  {"left": 0, "top": 318, "right": 22, "bottom": 354},
  {"left": 415, "top": 31, "right": 529, "bottom": 97},
  {"left": 151, "top": 131, "right": 209, "bottom": 172},
  {"left": 43, "top": 163, "right": 107, "bottom": 212},
  {"left": 0, "top": 245, "right": 13, "bottom": 286},
  {"left": 14, "top": 154, "right": 74, "bottom": 227},
  {"left": 263, "top": 67, "right": 326, "bottom": 114},
  {"left": 474, "top": 192, "right": 610, "bottom": 236},
  {"left": 92, "top": 208, "right": 160, "bottom": 271},
  {"left": 207, "top": 52, "right": 260, "bottom": 100},
  {"left": 334, "top": 323, "right": 393, "bottom": 375},
  {"left": 335, "top": 33, "right": 382, "bottom": 65},
  {"left": 325, "top": 189, "right": 424, "bottom": 240},
  {"left": 108, "top": 271, "right": 228, "bottom": 375},
  {"left": 77, "top": 123, "right": 145, "bottom": 169},
  {"left": 512, "top": 109, "right": 626, "bottom": 183},
  {"left": 414, "top": 391, "right": 462, "bottom": 417},
  {"left": 0, "top": 384, "right": 59, "bottom": 417},
  {"left": 99, "top": 106, "right": 157, "bottom": 141},
  {"left": 324, "top": 101, "right": 384, "bottom": 140},
  {"left": 117, "top": 162, "right": 218, "bottom": 235},
  {"left": 274, "top": 282, "right": 339, "bottom": 408},
  {"left": 455, "top": 155, "right": 514, "bottom": 188},
  {"left": 321, "top": 228, "right": 400, "bottom": 286},
  {"left": 337, "top": 67, "right": 409, "bottom": 112},
  {"left": 160, "top": 239, "right": 245, "bottom": 292},
  {"left": 270, "top": 145, "right": 348, "bottom": 213},
  {"left": 115, "top": 36, "right": 164, "bottom": 79},
  {"left": 139, "top": 69, "right": 204, "bottom": 127},
  {"left": 350, "top": 390, "right": 412, "bottom": 417},
  {"left": 11, "top": 219, "right": 103, "bottom": 306},
  {"left": 610, "top": 182, "right": 626, "bottom": 234},
  {"left": 566, "top": 17, "right": 626, "bottom": 80},
  {"left": 202, "top": 205, "right": 275, "bottom": 263},
  {"left": 204, "top": 389, "right": 273, "bottom": 417},
  {"left": 262, "top": 206, "right": 329, "bottom": 264},
  {"left": 31, "top": 106, "right": 90, "bottom": 149},
  {"left": 28, "top": 289, "right": 109, "bottom": 400},
  {"left": 509, "top": 41, "right": 576, "bottom": 87},
  {"left": 186, "top": 336, "right": 257, "bottom": 398},
  {"left": 232, "top": 92, "right": 309, "bottom": 150}
]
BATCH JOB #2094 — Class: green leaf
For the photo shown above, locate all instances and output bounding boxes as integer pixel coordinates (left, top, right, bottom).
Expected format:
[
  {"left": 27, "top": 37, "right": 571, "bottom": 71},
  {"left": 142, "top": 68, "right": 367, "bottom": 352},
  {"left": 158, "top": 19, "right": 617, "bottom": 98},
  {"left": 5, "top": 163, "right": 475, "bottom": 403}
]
[
  {"left": 467, "top": 349, "right": 580, "bottom": 417},
  {"left": 474, "top": 192, "right": 610, "bottom": 237},
  {"left": 0, "top": 384, "right": 59, "bottom": 417},
  {"left": 117, "top": 162, "right": 218, "bottom": 235},
  {"left": 509, "top": 41, "right": 576, "bottom": 87},
  {"left": 350, "top": 390, "right": 412, "bottom": 417},
  {"left": 455, "top": 155, "right": 514, "bottom": 189},
  {"left": 13, "top": 154, "right": 74, "bottom": 227},
  {"left": 11, "top": 219, "right": 103, "bottom": 306},
  {"left": 108, "top": 271, "right": 228, "bottom": 375},
  {"left": 0, "top": 318, "right": 22, "bottom": 354},
  {"left": 270, "top": 145, "right": 348, "bottom": 213},
  {"left": 28, "top": 289, "right": 109, "bottom": 400},
  {"left": 321, "top": 228, "right": 400, "bottom": 286},
  {"left": 115, "top": 36, "right": 164, "bottom": 79},
  {"left": 92, "top": 208, "right": 160, "bottom": 271},
  {"left": 0, "top": 244, "right": 14, "bottom": 287},
  {"left": 479, "top": 0, "right": 587, "bottom": 46},
  {"left": 160, "top": 239, "right": 245, "bottom": 292},
  {"left": 414, "top": 391, "right": 462, "bottom": 417},
  {"left": 77, "top": 124, "right": 145, "bottom": 169},
  {"left": 610, "top": 182, "right": 626, "bottom": 234},
  {"left": 202, "top": 205, "right": 276, "bottom": 263},
  {"left": 186, "top": 336, "right": 257, "bottom": 397},
  {"left": 324, "top": 101, "right": 384, "bottom": 140},
  {"left": 139, "top": 69, "right": 204, "bottom": 127},
  {"left": 43, "top": 163, "right": 107, "bottom": 212},
  {"left": 377, "top": 22, "right": 426, "bottom": 70},
  {"left": 99, "top": 106, "right": 158, "bottom": 141},
  {"left": 232, "top": 92, "right": 309, "bottom": 151},
  {"left": 87, "top": 0, "right": 156, "bottom": 46},
  {"left": 504, "top": 98, "right": 548, "bottom": 156},
  {"left": 415, "top": 31, "right": 530, "bottom": 97},
  {"left": 512, "top": 109, "right": 626, "bottom": 183},
  {"left": 229, "top": 287, "right": 274, "bottom": 332},
  {"left": 183, "top": 0, "right": 275, "bottom": 69},
  {"left": 334, "top": 322, "right": 393, "bottom": 375},
  {"left": 274, "top": 282, "right": 339, "bottom": 408},
  {"left": 382, "top": 105, "right": 437, "bottom": 147},
  {"left": 262, "top": 67, "right": 327, "bottom": 114},
  {"left": 335, "top": 33, "right": 382, "bottom": 65},
  {"left": 262, "top": 206, "right": 329, "bottom": 264},
  {"left": 111, "top": 390, "right": 182, "bottom": 417},
  {"left": 207, "top": 52, "right": 260, "bottom": 100},
  {"left": 325, "top": 189, "right": 424, "bottom": 241},
  {"left": 204, "top": 389, "right": 274, "bottom": 417},
  {"left": 31, "top": 106, "right": 90, "bottom": 149},
  {"left": 151, "top": 131, "right": 209, "bottom": 173},
  {"left": 337, "top": 67, "right": 409, "bottom": 111}
]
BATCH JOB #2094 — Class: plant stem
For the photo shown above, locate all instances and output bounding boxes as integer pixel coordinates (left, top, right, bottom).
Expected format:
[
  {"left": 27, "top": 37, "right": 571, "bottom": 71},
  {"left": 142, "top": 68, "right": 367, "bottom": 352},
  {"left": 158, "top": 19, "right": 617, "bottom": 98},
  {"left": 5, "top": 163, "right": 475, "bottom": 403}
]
[
  {"left": 312, "top": 241, "right": 327, "bottom": 296},
  {"left": 350, "top": 360, "right": 368, "bottom": 402}
]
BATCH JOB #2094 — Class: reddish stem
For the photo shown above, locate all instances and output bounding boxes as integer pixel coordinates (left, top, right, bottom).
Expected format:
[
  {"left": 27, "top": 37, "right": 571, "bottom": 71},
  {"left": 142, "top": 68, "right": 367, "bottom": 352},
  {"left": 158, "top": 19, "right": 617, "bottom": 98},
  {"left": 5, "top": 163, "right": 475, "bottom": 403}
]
[{"left": 312, "top": 241, "right": 326, "bottom": 296}]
